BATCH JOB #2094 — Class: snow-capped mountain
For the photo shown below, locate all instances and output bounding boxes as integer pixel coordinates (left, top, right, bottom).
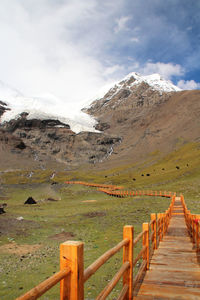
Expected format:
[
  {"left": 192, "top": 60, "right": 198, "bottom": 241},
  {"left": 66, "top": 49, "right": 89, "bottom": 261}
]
[
  {"left": 84, "top": 72, "right": 181, "bottom": 120},
  {"left": 0, "top": 82, "right": 97, "bottom": 133},
  {"left": 84, "top": 72, "right": 181, "bottom": 111},
  {"left": 0, "top": 72, "right": 199, "bottom": 170},
  {"left": 0, "top": 73, "right": 180, "bottom": 134},
  {"left": 122, "top": 72, "right": 181, "bottom": 92},
  {"left": 0, "top": 80, "right": 121, "bottom": 167}
]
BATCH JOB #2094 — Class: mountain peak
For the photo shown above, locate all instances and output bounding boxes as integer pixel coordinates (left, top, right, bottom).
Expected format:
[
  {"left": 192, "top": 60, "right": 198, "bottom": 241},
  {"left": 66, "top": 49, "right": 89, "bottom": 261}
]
[{"left": 119, "top": 72, "right": 181, "bottom": 93}]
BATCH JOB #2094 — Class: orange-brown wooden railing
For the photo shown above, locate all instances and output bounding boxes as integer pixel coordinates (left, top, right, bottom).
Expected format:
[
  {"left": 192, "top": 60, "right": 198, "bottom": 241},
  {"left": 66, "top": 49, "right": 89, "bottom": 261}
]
[
  {"left": 65, "top": 180, "right": 173, "bottom": 198},
  {"left": 181, "top": 195, "right": 200, "bottom": 251},
  {"left": 16, "top": 192, "right": 175, "bottom": 300}
]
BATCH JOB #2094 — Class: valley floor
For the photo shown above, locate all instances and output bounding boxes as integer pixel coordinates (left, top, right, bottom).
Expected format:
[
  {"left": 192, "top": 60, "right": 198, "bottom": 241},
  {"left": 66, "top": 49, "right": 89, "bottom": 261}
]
[{"left": 0, "top": 142, "right": 200, "bottom": 299}]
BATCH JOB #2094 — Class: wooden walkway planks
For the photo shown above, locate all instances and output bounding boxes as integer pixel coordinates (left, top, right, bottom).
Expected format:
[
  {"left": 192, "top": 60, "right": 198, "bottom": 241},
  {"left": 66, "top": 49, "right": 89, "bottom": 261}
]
[{"left": 134, "top": 197, "right": 200, "bottom": 299}]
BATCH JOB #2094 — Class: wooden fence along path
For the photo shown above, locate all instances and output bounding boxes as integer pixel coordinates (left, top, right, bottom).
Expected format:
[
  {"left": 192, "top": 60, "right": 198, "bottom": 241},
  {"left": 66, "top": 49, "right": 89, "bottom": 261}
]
[
  {"left": 134, "top": 196, "right": 200, "bottom": 299},
  {"left": 16, "top": 182, "right": 200, "bottom": 300}
]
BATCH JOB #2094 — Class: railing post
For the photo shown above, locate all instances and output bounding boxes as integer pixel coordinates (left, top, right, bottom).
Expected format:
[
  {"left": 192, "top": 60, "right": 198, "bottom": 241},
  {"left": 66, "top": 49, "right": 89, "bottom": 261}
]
[
  {"left": 157, "top": 213, "right": 161, "bottom": 243},
  {"left": 123, "top": 225, "right": 133, "bottom": 300},
  {"left": 192, "top": 214, "right": 195, "bottom": 243},
  {"left": 198, "top": 220, "right": 200, "bottom": 252},
  {"left": 163, "top": 213, "right": 166, "bottom": 236},
  {"left": 195, "top": 215, "right": 199, "bottom": 250},
  {"left": 60, "top": 241, "right": 84, "bottom": 300},
  {"left": 195, "top": 215, "right": 200, "bottom": 251},
  {"left": 187, "top": 211, "right": 192, "bottom": 236},
  {"left": 160, "top": 214, "right": 163, "bottom": 240},
  {"left": 165, "top": 210, "right": 168, "bottom": 233},
  {"left": 151, "top": 213, "right": 157, "bottom": 249},
  {"left": 166, "top": 209, "right": 170, "bottom": 231},
  {"left": 143, "top": 223, "right": 149, "bottom": 270}
]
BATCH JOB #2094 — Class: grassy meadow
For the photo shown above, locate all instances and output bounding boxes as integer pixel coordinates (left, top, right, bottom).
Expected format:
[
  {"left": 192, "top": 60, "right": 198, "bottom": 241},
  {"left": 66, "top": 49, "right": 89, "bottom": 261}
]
[{"left": 0, "top": 142, "right": 200, "bottom": 299}]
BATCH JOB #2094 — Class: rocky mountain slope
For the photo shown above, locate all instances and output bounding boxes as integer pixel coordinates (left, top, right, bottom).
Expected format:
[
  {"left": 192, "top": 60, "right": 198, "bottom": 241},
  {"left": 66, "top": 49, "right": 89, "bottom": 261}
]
[
  {"left": 0, "top": 72, "right": 199, "bottom": 170},
  {"left": 84, "top": 73, "right": 200, "bottom": 166},
  {"left": 0, "top": 112, "right": 120, "bottom": 169}
]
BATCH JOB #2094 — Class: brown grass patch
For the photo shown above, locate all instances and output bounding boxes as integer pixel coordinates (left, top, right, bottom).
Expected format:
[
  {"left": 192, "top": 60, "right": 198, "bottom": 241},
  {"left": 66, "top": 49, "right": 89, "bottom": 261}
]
[
  {"left": 49, "top": 231, "right": 75, "bottom": 241},
  {"left": 0, "top": 242, "right": 41, "bottom": 255},
  {"left": 82, "top": 200, "right": 97, "bottom": 203}
]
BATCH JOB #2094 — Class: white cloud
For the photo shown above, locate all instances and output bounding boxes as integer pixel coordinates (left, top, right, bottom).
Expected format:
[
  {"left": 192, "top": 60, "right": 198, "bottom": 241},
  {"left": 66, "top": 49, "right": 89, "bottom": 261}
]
[
  {"left": 130, "top": 37, "right": 140, "bottom": 43},
  {"left": 103, "top": 65, "right": 124, "bottom": 76},
  {"left": 177, "top": 80, "right": 200, "bottom": 90},
  {"left": 0, "top": 0, "right": 198, "bottom": 113},
  {"left": 0, "top": 1, "right": 123, "bottom": 106},
  {"left": 114, "top": 16, "right": 131, "bottom": 33},
  {"left": 140, "top": 62, "right": 184, "bottom": 80}
]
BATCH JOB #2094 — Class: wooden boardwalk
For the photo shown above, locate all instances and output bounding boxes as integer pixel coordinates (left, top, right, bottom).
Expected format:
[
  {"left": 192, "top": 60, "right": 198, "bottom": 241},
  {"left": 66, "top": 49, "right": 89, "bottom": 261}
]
[{"left": 135, "top": 197, "right": 200, "bottom": 299}]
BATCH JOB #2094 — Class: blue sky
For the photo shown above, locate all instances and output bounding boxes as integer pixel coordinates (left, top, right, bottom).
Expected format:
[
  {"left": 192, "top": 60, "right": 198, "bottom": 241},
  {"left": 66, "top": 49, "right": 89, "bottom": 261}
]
[{"left": 0, "top": 0, "right": 199, "bottom": 106}]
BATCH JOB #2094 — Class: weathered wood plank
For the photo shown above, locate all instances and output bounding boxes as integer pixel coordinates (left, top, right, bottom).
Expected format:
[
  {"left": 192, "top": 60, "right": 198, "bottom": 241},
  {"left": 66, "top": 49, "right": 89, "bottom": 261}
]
[
  {"left": 135, "top": 198, "right": 200, "bottom": 299},
  {"left": 134, "top": 282, "right": 200, "bottom": 299}
]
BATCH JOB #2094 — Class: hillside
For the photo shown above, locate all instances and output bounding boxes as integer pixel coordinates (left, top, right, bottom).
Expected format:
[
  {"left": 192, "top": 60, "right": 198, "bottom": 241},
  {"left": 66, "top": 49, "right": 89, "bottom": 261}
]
[{"left": 84, "top": 74, "right": 200, "bottom": 168}]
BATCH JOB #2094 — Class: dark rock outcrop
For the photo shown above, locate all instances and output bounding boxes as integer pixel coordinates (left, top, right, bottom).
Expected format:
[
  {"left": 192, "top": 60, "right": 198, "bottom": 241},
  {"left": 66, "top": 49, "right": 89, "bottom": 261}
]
[
  {"left": 0, "top": 101, "right": 10, "bottom": 118},
  {"left": 95, "top": 122, "right": 110, "bottom": 131},
  {"left": 0, "top": 208, "right": 6, "bottom": 214},
  {"left": 5, "top": 115, "right": 70, "bottom": 133},
  {"left": 0, "top": 203, "right": 7, "bottom": 214},
  {"left": 24, "top": 197, "right": 37, "bottom": 204},
  {"left": 0, "top": 110, "right": 121, "bottom": 166}
]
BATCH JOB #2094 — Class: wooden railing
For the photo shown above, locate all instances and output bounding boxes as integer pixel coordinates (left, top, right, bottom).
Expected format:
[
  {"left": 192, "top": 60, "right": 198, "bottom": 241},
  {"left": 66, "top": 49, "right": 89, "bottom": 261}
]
[
  {"left": 65, "top": 181, "right": 123, "bottom": 190},
  {"left": 65, "top": 180, "right": 173, "bottom": 198},
  {"left": 16, "top": 194, "right": 175, "bottom": 300},
  {"left": 98, "top": 189, "right": 173, "bottom": 198},
  {"left": 181, "top": 195, "right": 200, "bottom": 251}
]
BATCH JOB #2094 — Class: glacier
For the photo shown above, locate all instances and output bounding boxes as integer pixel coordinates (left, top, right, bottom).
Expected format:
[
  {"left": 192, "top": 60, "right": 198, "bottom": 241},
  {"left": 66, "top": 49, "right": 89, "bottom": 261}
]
[{"left": 0, "top": 72, "right": 181, "bottom": 133}]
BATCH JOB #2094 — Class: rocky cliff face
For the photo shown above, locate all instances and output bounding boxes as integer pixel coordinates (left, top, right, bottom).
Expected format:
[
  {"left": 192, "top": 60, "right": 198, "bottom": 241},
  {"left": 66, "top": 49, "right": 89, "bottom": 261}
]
[
  {"left": 0, "top": 112, "right": 121, "bottom": 168},
  {"left": 0, "top": 101, "right": 10, "bottom": 118}
]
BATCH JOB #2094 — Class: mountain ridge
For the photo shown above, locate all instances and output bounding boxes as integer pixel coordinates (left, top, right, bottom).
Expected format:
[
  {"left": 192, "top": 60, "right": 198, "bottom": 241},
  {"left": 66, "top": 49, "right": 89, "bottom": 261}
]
[{"left": 0, "top": 73, "right": 199, "bottom": 170}]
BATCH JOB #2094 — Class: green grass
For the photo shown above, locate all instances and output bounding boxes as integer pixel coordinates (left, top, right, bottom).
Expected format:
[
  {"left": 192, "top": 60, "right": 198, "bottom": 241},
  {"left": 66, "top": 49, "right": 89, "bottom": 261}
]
[
  {"left": 0, "top": 141, "right": 200, "bottom": 299},
  {"left": 0, "top": 184, "right": 170, "bottom": 299}
]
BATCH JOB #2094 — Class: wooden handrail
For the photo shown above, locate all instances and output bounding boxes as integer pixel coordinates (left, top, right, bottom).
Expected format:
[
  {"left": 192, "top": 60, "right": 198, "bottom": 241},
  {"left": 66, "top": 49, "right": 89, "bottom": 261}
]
[
  {"left": 182, "top": 194, "right": 200, "bottom": 251},
  {"left": 65, "top": 181, "right": 175, "bottom": 199},
  {"left": 133, "top": 246, "right": 147, "bottom": 267},
  {"left": 150, "top": 231, "right": 154, "bottom": 242},
  {"left": 133, "top": 260, "right": 147, "bottom": 287},
  {"left": 84, "top": 238, "right": 129, "bottom": 282},
  {"left": 149, "top": 218, "right": 156, "bottom": 226},
  {"left": 116, "top": 284, "right": 128, "bottom": 300},
  {"left": 16, "top": 268, "right": 70, "bottom": 300},
  {"left": 133, "top": 231, "right": 145, "bottom": 246},
  {"left": 96, "top": 262, "right": 130, "bottom": 300}
]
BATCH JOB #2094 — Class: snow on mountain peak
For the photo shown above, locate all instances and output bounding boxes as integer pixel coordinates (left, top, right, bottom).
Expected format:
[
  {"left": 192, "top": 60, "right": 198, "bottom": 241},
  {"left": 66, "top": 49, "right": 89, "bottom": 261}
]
[
  {"left": 121, "top": 72, "right": 181, "bottom": 92},
  {"left": 84, "top": 72, "right": 181, "bottom": 110}
]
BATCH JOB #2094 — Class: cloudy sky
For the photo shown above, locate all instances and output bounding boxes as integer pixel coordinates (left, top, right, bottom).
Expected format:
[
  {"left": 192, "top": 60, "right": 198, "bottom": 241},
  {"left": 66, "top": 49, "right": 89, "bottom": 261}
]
[{"left": 0, "top": 0, "right": 200, "bottom": 106}]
